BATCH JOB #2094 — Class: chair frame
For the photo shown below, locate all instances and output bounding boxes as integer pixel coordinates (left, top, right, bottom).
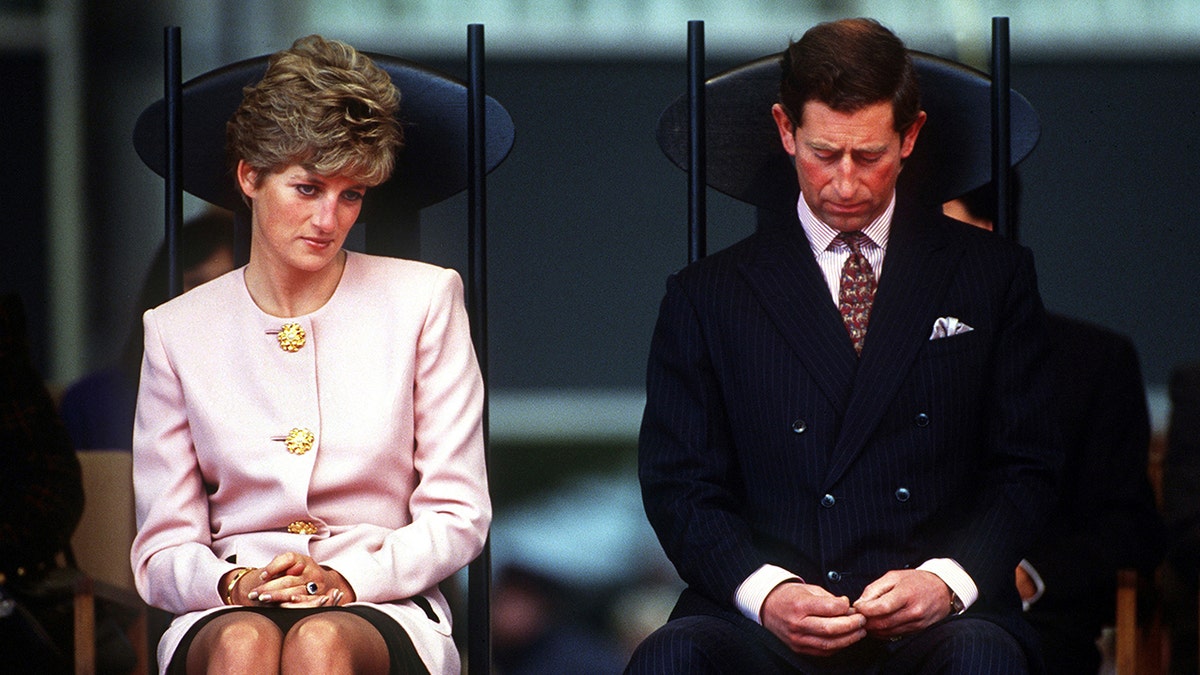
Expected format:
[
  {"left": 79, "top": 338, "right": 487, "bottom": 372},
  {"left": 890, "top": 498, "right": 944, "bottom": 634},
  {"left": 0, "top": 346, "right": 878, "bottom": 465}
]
[{"left": 70, "top": 449, "right": 150, "bottom": 674}]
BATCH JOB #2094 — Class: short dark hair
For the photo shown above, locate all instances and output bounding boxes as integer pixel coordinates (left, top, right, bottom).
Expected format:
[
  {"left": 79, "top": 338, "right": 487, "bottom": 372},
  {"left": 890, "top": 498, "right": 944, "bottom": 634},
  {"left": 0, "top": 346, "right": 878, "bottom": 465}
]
[{"left": 779, "top": 18, "right": 921, "bottom": 134}]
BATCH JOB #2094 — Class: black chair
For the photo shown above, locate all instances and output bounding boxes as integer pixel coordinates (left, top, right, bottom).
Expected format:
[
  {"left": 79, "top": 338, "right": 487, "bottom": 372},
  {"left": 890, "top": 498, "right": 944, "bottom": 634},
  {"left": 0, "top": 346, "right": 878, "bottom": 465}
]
[
  {"left": 129, "top": 26, "right": 513, "bottom": 675},
  {"left": 655, "top": 42, "right": 1040, "bottom": 244}
]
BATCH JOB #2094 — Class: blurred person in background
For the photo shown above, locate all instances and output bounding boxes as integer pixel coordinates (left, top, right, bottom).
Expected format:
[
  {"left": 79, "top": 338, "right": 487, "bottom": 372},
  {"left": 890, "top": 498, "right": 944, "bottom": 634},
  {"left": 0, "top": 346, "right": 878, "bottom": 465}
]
[
  {"left": 946, "top": 180, "right": 1164, "bottom": 674},
  {"left": 59, "top": 209, "right": 235, "bottom": 452},
  {"left": 0, "top": 292, "right": 90, "bottom": 672},
  {"left": 1162, "top": 362, "right": 1200, "bottom": 674},
  {"left": 492, "top": 564, "right": 625, "bottom": 675}
]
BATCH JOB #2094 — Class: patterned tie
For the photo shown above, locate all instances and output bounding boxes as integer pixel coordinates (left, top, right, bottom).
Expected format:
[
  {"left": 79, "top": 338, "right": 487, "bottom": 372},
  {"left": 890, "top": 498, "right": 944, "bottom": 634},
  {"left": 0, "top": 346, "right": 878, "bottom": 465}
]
[{"left": 836, "top": 231, "right": 877, "bottom": 356}]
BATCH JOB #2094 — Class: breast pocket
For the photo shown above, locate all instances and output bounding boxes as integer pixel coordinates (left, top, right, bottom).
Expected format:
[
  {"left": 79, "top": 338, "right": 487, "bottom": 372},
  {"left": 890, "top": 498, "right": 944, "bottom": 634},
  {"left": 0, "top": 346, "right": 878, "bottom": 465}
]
[{"left": 920, "top": 328, "right": 984, "bottom": 359}]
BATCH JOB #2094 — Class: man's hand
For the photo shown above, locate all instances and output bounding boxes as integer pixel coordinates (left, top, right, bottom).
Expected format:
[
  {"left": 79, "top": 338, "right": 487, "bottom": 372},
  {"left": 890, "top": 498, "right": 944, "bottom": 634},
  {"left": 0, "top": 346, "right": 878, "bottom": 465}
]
[
  {"left": 761, "top": 582, "right": 867, "bottom": 656},
  {"left": 852, "top": 570, "right": 953, "bottom": 639}
]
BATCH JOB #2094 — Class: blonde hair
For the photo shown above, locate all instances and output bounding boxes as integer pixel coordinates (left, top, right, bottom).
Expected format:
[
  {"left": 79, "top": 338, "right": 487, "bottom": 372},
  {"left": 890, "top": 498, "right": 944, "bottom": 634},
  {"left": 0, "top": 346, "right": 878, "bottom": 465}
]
[{"left": 227, "top": 35, "right": 402, "bottom": 187}]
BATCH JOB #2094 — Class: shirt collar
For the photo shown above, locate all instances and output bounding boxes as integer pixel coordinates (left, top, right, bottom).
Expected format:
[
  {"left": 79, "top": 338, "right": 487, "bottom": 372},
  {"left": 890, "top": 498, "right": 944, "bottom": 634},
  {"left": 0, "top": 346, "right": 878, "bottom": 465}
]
[{"left": 796, "top": 190, "right": 895, "bottom": 253}]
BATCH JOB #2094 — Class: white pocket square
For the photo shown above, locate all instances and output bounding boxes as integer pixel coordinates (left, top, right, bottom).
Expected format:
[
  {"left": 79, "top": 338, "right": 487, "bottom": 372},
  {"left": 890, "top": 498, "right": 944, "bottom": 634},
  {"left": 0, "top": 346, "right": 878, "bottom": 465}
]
[{"left": 929, "top": 316, "right": 974, "bottom": 340}]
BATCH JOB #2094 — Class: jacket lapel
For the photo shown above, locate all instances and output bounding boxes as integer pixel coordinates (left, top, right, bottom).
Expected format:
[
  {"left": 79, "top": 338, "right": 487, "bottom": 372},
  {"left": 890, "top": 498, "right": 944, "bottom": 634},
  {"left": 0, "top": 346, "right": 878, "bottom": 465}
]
[
  {"left": 823, "top": 200, "right": 963, "bottom": 487},
  {"left": 738, "top": 216, "right": 859, "bottom": 413}
]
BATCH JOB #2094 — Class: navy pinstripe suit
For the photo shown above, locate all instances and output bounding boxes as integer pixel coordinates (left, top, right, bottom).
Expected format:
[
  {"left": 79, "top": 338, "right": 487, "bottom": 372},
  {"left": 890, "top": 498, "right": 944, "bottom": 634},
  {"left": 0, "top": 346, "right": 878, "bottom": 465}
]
[{"left": 634, "top": 195, "right": 1063, "bottom": 673}]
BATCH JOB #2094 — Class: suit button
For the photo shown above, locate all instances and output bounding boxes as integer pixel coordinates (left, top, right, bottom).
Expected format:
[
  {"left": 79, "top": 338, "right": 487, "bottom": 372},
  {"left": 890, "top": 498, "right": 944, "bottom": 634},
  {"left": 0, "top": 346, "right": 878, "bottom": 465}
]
[
  {"left": 826, "top": 570, "right": 842, "bottom": 582},
  {"left": 791, "top": 419, "right": 807, "bottom": 434},
  {"left": 273, "top": 322, "right": 307, "bottom": 352},
  {"left": 275, "top": 428, "right": 315, "bottom": 455},
  {"left": 287, "top": 520, "right": 318, "bottom": 535},
  {"left": 820, "top": 494, "right": 835, "bottom": 508},
  {"left": 914, "top": 413, "right": 930, "bottom": 427},
  {"left": 895, "top": 488, "right": 911, "bottom": 502}
]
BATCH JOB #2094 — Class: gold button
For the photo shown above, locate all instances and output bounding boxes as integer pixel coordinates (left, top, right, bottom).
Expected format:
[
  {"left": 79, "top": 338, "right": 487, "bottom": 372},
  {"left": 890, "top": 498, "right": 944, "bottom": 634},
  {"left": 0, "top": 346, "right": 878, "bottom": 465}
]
[
  {"left": 275, "top": 322, "right": 306, "bottom": 352},
  {"left": 287, "top": 520, "right": 318, "bottom": 535},
  {"left": 284, "top": 428, "right": 315, "bottom": 455}
]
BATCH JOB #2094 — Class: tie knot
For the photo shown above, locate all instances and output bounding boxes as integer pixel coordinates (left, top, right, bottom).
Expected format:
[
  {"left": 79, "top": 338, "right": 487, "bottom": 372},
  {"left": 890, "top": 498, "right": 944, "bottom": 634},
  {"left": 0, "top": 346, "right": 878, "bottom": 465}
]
[{"left": 836, "top": 231, "right": 867, "bottom": 254}]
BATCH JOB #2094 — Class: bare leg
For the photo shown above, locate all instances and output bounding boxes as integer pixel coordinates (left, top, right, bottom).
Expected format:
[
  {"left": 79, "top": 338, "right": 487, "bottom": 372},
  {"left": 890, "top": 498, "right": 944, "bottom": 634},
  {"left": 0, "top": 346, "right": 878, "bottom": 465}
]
[
  {"left": 186, "top": 611, "right": 283, "bottom": 675},
  {"left": 280, "top": 612, "right": 390, "bottom": 675}
]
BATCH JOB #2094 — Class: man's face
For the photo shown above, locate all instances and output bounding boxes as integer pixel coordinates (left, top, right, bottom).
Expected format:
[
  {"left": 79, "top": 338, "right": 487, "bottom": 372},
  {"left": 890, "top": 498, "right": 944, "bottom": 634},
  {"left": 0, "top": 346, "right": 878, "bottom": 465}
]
[{"left": 772, "top": 100, "right": 925, "bottom": 232}]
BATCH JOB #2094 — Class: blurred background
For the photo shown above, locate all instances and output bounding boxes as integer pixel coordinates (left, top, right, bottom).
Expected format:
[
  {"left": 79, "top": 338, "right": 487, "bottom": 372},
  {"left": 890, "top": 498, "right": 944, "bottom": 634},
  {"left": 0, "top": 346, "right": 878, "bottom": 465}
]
[{"left": 4, "top": 0, "right": 1199, "bottom": 670}]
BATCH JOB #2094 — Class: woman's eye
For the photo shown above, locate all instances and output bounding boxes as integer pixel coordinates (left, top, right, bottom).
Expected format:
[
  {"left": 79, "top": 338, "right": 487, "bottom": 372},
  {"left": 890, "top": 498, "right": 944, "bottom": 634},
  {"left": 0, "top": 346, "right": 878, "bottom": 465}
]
[
  {"left": 296, "top": 184, "right": 317, "bottom": 196},
  {"left": 343, "top": 191, "right": 364, "bottom": 203}
]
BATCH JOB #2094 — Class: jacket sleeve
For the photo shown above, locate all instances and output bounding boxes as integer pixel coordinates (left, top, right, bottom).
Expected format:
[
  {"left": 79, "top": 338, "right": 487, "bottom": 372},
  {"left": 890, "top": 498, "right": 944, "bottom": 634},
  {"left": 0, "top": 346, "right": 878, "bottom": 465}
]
[
  {"left": 638, "top": 274, "right": 768, "bottom": 605},
  {"left": 317, "top": 268, "right": 491, "bottom": 602},
  {"left": 130, "top": 307, "right": 233, "bottom": 612}
]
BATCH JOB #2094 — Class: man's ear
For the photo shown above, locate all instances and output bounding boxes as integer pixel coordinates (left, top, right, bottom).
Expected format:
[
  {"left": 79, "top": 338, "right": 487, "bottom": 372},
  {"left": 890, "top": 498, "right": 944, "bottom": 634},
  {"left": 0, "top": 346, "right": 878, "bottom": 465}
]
[
  {"left": 771, "top": 103, "right": 798, "bottom": 157},
  {"left": 899, "top": 110, "right": 927, "bottom": 160}
]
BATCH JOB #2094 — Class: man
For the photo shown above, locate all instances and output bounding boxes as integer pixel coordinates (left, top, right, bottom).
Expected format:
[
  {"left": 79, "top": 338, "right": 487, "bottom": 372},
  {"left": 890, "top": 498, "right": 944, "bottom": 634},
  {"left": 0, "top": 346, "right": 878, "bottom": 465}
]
[
  {"left": 628, "top": 18, "right": 1062, "bottom": 673},
  {"left": 946, "top": 184, "right": 1164, "bottom": 675}
]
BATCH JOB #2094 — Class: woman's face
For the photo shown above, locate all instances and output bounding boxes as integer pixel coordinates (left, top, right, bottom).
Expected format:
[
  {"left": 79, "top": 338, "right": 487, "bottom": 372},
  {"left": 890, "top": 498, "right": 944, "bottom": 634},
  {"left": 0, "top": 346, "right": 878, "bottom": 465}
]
[{"left": 237, "top": 161, "right": 367, "bottom": 275}]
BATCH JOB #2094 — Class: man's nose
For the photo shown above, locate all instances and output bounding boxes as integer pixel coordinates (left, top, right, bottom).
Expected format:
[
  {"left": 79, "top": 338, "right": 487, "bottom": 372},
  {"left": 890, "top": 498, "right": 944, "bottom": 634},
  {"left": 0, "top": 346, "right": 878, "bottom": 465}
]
[{"left": 832, "top": 157, "right": 859, "bottom": 197}]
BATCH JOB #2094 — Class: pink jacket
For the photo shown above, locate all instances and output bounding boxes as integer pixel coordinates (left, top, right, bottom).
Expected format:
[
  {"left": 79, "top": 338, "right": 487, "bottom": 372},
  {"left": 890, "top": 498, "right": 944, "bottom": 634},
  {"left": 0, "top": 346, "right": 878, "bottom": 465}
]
[{"left": 130, "top": 251, "right": 490, "bottom": 673}]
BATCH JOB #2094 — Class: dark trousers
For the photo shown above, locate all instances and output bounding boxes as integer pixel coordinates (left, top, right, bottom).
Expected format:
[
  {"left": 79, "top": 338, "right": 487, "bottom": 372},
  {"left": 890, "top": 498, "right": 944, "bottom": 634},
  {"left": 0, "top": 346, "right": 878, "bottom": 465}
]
[{"left": 625, "top": 614, "right": 1030, "bottom": 675}]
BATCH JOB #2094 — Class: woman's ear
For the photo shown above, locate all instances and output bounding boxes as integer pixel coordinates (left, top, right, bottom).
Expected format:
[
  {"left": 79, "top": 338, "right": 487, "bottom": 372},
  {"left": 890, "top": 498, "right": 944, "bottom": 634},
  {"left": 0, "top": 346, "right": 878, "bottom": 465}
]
[{"left": 235, "top": 160, "right": 258, "bottom": 200}]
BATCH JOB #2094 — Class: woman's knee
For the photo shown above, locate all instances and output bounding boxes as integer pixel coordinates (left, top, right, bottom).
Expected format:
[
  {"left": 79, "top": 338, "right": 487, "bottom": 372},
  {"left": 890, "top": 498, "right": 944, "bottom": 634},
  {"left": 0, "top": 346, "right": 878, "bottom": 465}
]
[
  {"left": 281, "top": 612, "right": 389, "bottom": 674},
  {"left": 189, "top": 612, "right": 283, "bottom": 672}
]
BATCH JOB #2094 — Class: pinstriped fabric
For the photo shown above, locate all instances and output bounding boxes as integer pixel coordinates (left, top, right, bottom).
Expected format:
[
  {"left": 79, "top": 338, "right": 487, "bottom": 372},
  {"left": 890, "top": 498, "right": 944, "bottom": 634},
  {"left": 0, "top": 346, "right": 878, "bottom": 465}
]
[
  {"left": 636, "top": 194, "right": 1059, "bottom": 673},
  {"left": 624, "top": 615, "right": 787, "bottom": 674},
  {"left": 881, "top": 617, "right": 1030, "bottom": 674},
  {"left": 626, "top": 609, "right": 1031, "bottom": 674}
]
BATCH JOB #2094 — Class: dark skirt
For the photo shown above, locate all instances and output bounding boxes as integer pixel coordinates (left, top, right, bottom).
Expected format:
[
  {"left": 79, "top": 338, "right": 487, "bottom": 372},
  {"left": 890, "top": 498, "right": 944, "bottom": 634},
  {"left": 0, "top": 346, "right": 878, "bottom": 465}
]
[{"left": 167, "top": 605, "right": 430, "bottom": 675}]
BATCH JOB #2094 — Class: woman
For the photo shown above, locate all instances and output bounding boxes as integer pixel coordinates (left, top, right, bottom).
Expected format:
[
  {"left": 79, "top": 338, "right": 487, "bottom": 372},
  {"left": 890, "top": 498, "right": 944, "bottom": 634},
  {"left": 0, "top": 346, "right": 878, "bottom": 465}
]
[{"left": 130, "top": 35, "right": 490, "bottom": 674}]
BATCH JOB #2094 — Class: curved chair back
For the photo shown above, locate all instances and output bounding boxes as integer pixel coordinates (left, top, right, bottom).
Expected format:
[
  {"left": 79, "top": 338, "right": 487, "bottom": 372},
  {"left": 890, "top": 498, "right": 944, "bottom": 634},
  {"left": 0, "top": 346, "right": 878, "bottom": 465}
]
[
  {"left": 656, "top": 50, "right": 1039, "bottom": 218},
  {"left": 133, "top": 49, "right": 514, "bottom": 261}
]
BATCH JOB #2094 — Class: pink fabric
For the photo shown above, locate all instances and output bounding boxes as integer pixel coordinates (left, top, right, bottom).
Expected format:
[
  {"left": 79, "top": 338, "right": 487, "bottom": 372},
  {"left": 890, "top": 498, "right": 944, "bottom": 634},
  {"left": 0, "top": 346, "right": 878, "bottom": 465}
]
[{"left": 130, "top": 251, "right": 490, "bottom": 673}]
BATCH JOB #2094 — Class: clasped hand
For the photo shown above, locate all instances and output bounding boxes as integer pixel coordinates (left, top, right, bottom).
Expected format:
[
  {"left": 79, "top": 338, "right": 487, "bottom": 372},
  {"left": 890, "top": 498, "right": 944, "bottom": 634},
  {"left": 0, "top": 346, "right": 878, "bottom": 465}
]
[
  {"left": 228, "top": 552, "right": 352, "bottom": 608},
  {"left": 761, "top": 570, "right": 952, "bottom": 656}
]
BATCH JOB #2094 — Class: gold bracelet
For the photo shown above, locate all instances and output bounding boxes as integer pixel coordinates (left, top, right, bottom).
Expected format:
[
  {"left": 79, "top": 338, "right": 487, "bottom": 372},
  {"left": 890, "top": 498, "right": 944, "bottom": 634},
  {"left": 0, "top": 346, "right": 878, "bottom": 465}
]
[{"left": 223, "top": 567, "right": 252, "bottom": 606}]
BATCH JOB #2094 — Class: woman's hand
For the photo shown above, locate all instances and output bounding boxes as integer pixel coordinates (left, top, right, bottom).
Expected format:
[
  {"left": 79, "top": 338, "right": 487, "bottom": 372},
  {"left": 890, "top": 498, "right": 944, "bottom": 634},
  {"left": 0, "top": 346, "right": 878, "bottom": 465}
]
[{"left": 236, "top": 552, "right": 356, "bottom": 608}]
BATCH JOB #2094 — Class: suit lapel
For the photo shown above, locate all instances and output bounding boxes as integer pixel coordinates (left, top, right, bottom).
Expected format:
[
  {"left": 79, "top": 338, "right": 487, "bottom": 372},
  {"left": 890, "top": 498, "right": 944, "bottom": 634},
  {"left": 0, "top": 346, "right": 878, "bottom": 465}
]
[
  {"left": 823, "top": 200, "right": 963, "bottom": 487},
  {"left": 738, "top": 217, "right": 859, "bottom": 413}
]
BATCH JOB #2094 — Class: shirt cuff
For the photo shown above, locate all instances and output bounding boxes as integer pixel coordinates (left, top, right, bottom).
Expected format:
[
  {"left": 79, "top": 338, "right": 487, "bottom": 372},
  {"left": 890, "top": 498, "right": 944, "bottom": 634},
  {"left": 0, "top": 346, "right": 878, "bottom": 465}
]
[
  {"left": 734, "top": 564, "right": 803, "bottom": 624},
  {"left": 1017, "top": 558, "right": 1045, "bottom": 611},
  {"left": 917, "top": 558, "right": 978, "bottom": 613}
]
